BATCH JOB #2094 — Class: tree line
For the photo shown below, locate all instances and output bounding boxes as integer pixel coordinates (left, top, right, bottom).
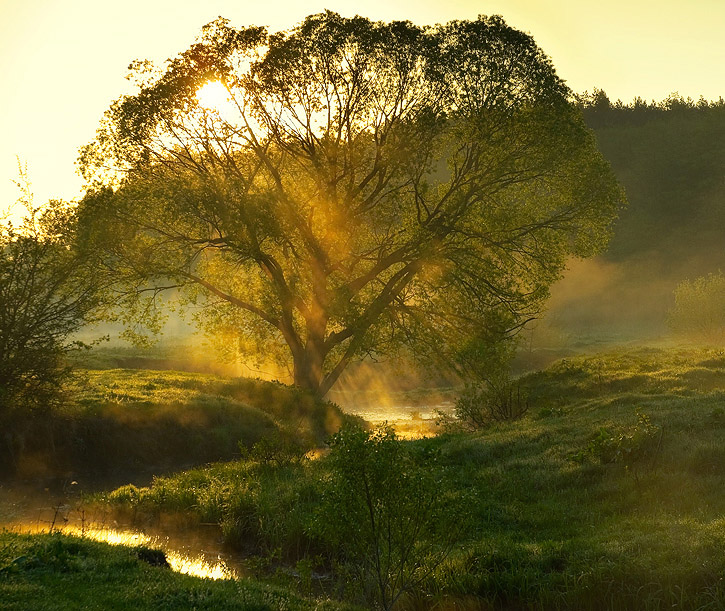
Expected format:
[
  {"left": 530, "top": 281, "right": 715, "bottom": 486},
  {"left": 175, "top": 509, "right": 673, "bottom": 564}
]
[{"left": 579, "top": 88, "right": 725, "bottom": 129}]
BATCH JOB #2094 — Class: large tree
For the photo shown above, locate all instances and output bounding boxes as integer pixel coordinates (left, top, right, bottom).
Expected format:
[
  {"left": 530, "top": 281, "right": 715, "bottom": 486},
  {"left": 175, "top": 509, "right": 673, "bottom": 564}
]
[{"left": 78, "top": 12, "right": 623, "bottom": 395}]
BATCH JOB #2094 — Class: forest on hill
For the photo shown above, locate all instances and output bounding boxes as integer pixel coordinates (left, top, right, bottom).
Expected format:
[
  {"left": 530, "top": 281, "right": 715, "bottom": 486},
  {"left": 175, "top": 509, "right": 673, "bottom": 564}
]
[{"left": 538, "top": 95, "right": 725, "bottom": 347}]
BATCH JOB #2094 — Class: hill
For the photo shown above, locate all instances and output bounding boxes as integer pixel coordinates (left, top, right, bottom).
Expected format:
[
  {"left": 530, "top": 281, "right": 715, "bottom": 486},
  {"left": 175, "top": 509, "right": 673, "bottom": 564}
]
[
  {"left": 1, "top": 366, "right": 359, "bottom": 486},
  {"left": 539, "top": 98, "right": 725, "bottom": 347}
]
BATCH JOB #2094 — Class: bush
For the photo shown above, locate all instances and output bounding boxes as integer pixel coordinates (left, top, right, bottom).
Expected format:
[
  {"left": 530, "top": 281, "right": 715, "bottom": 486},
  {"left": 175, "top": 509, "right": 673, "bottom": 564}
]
[
  {"left": 0, "top": 189, "right": 103, "bottom": 477},
  {"left": 668, "top": 272, "right": 725, "bottom": 344},
  {"left": 314, "top": 425, "right": 453, "bottom": 610},
  {"left": 570, "top": 412, "right": 663, "bottom": 481},
  {"left": 0, "top": 195, "right": 101, "bottom": 420},
  {"left": 453, "top": 374, "right": 529, "bottom": 429},
  {"left": 239, "top": 430, "right": 308, "bottom": 467}
]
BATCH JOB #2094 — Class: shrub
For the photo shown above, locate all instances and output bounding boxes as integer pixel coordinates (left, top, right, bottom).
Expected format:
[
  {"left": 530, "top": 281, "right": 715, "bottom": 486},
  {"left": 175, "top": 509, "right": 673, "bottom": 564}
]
[
  {"left": 571, "top": 412, "right": 663, "bottom": 481},
  {"left": 453, "top": 374, "right": 529, "bottom": 429},
  {"left": 0, "top": 193, "right": 102, "bottom": 420},
  {"left": 668, "top": 272, "right": 725, "bottom": 344},
  {"left": 108, "top": 484, "right": 144, "bottom": 506},
  {"left": 239, "top": 430, "right": 309, "bottom": 467},
  {"left": 0, "top": 188, "right": 103, "bottom": 477},
  {"left": 314, "top": 425, "right": 453, "bottom": 610}
]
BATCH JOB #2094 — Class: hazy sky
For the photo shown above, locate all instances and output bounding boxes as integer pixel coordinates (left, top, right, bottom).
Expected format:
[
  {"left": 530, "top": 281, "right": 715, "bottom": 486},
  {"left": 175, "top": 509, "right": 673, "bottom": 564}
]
[{"left": 1, "top": 0, "right": 723, "bottom": 211}]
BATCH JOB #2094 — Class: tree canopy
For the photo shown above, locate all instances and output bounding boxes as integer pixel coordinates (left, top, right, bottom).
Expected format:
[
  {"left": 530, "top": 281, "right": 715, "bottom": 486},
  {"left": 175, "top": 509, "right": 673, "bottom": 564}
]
[
  {"left": 77, "top": 12, "right": 623, "bottom": 395},
  {"left": 1, "top": 190, "right": 101, "bottom": 418}
]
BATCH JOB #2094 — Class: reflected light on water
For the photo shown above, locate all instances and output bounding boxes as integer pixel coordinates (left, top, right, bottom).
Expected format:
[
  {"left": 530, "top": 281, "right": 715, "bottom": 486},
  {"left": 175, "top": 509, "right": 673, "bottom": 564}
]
[
  {"left": 336, "top": 403, "right": 452, "bottom": 439},
  {"left": 165, "top": 550, "right": 236, "bottom": 580},
  {"left": 5, "top": 522, "right": 238, "bottom": 581}
]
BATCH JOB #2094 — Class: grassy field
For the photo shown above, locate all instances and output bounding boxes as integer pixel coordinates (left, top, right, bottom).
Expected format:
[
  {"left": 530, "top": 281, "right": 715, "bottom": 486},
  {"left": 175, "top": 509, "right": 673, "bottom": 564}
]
[
  {"left": 2, "top": 365, "right": 359, "bottom": 485},
  {"left": 86, "top": 346, "right": 725, "bottom": 609},
  {"left": 3, "top": 346, "right": 725, "bottom": 609},
  {"left": 0, "top": 531, "right": 357, "bottom": 610}
]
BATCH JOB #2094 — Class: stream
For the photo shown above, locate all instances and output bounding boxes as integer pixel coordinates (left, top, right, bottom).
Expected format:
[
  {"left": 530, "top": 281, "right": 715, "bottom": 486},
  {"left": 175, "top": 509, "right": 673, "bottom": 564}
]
[
  {"left": 1, "top": 398, "right": 454, "bottom": 581},
  {"left": 1, "top": 497, "right": 245, "bottom": 580}
]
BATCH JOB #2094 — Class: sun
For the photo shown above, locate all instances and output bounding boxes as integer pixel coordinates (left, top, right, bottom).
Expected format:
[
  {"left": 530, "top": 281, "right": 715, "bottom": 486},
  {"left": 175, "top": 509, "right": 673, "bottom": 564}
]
[{"left": 196, "top": 80, "right": 230, "bottom": 111}]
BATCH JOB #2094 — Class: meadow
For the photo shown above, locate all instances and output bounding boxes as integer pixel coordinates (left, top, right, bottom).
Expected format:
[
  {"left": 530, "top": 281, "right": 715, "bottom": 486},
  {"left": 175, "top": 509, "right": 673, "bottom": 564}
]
[
  {"left": 1, "top": 350, "right": 359, "bottom": 485},
  {"left": 0, "top": 531, "right": 357, "bottom": 610},
  {"left": 2, "top": 23, "right": 723, "bottom": 611},
  {"left": 3, "top": 346, "right": 724, "bottom": 609}
]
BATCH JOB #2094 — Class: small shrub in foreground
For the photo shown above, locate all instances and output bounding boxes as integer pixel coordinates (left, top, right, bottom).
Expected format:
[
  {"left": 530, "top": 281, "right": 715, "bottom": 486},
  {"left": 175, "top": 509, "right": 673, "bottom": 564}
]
[
  {"left": 239, "top": 430, "right": 309, "bottom": 467},
  {"left": 314, "top": 425, "right": 455, "bottom": 610}
]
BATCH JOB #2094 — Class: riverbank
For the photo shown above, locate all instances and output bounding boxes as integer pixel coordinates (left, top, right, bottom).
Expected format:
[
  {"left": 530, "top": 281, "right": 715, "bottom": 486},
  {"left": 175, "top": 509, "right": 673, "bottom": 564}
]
[
  {"left": 0, "top": 369, "right": 360, "bottom": 484},
  {"left": 0, "top": 531, "right": 357, "bottom": 610},
  {"left": 4, "top": 347, "right": 725, "bottom": 609},
  {"left": 0, "top": 491, "right": 242, "bottom": 581},
  {"left": 93, "top": 347, "right": 725, "bottom": 609}
]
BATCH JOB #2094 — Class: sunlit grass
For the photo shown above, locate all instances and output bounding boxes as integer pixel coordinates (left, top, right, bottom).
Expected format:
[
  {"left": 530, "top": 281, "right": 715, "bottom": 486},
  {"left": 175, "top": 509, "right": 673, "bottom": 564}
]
[
  {"left": 93, "top": 346, "right": 725, "bottom": 608},
  {"left": 0, "top": 531, "right": 357, "bottom": 610},
  {"left": 3, "top": 362, "right": 361, "bottom": 482},
  {"left": 6, "top": 346, "right": 725, "bottom": 607}
]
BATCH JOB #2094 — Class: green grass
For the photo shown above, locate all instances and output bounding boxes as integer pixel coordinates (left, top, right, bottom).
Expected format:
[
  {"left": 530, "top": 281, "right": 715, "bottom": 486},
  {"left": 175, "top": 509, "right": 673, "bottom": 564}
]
[
  {"left": 69, "top": 368, "right": 353, "bottom": 442},
  {"left": 97, "top": 347, "right": 725, "bottom": 609},
  {"left": 3, "top": 367, "right": 360, "bottom": 483},
  {"left": 0, "top": 531, "right": 356, "bottom": 610}
]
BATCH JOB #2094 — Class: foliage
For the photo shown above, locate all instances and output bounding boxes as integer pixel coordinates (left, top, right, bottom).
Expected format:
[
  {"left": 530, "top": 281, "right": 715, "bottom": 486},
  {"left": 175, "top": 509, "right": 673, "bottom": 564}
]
[
  {"left": 313, "top": 425, "right": 453, "bottom": 610},
  {"left": 579, "top": 95, "right": 725, "bottom": 265},
  {"left": 668, "top": 272, "right": 725, "bottom": 344},
  {"left": 239, "top": 430, "right": 309, "bottom": 467},
  {"left": 77, "top": 12, "right": 623, "bottom": 395},
  {"left": 95, "top": 347, "right": 725, "bottom": 609},
  {"left": 569, "top": 412, "right": 663, "bottom": 481},
  {"left": 452, "top": 373, "right": 529, "bottom": 429},
  {"left": 447, "top": 316, "right": 526, "bottom": 429},
  {"left": 108, "top": 484, "right": 145, "bottom": 506},
  {"left": 0, "top": 191, "right": 101, "bottom": 420},
  {"left": 509, "top": 93, "right": 725, "bottom": 346},
  {"left": 579, "top": 89, "right": 725, "bottom": 129},
  {"left": 99, "top": 426, "right": 458, "bottom": 609},
  {"left": 0, "top": 179, "right": 105, "bottom": 478}
]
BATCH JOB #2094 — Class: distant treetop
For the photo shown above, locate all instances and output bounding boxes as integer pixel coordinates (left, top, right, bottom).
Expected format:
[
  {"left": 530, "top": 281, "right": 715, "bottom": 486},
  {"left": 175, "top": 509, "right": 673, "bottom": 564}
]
[{"left": 578, "top": 88, "right": 725, "bottom": 127}]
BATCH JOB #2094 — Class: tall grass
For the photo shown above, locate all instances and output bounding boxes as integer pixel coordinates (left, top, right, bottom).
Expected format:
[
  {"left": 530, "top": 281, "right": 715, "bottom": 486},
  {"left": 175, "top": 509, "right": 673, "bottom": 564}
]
[{"left": 100, "top": 347, "right": 725, "bottom": 609}]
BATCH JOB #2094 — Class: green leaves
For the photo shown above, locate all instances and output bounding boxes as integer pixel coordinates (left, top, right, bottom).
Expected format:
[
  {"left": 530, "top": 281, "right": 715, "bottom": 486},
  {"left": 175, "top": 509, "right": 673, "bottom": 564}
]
[
  {"left": 0, "top": 198, "right": 103, "bottom": 418},
  {"left": 316, "top": 425, "right": 452, "bottom": 609},
  {"left": 77, "top": 12, "right": 624, "bottom": 395}
]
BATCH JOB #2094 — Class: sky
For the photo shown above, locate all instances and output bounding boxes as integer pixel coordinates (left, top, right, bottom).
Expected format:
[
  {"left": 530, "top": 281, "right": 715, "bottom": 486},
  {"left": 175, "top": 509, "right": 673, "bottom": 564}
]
[{"left": 1, "top": 0, "right": 724, "bottom": 212}]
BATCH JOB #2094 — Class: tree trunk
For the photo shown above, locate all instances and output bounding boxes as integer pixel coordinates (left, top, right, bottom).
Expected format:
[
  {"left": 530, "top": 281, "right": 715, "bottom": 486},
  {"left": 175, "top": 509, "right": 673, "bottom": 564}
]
[{"left": 292, "top": 347, "right": 325, "bottom": 396}]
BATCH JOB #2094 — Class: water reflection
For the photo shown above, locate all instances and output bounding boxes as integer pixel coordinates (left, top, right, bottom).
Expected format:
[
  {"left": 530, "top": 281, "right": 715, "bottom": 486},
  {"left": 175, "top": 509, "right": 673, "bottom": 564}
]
[
  {"left": 3, "top": 506, "right": 242, "bottom": 581},
  {"left": 332, "top": 399, "right": 453, "bottom": 439}
]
